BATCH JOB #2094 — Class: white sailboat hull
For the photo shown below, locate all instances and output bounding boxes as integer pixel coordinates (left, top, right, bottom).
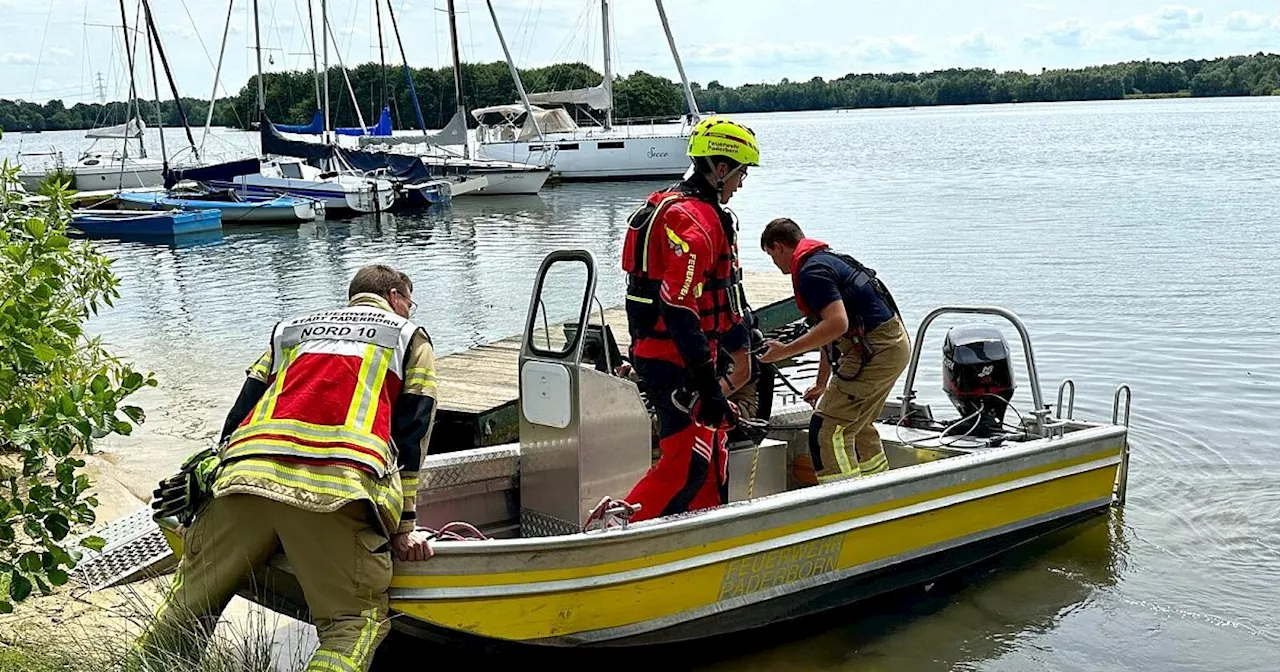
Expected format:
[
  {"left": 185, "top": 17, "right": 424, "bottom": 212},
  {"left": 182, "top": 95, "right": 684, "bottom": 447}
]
[
  {"left": 458, "top": 168, "right": 550, "bottom": 195},
  {"left": 17, "top": 154, "right": 166, "bottom": 193},
  {"left": 476, "top": 133, "right": 689, "bottom": 180},
  {"left": 207, "top": 159, "right": 396, "bottom": 214}
]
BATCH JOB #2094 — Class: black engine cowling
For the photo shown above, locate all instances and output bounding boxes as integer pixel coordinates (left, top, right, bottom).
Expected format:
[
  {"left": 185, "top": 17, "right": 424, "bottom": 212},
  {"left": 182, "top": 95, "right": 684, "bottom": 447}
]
[{"left": 942, "top": 325, "right": 1016, "bottom": 436}]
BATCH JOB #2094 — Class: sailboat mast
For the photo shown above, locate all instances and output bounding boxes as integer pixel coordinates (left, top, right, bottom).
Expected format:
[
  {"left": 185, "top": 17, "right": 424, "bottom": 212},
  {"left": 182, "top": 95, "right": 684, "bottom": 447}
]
[
  {"left": 375, "top": 0, "right": 386, "bottom": 116},
  {"left": 322, "top": 0, "right": 331, "bottom": 143},
  {"left": 601, "top": 0, "right": 613, "bottom": 130},
  {"left": 446, "top": 0, "right": 468, "bottom": 158},
  {"left": 385, "top": 0, "right": 427, "bottom": 134},
  {"left": 252, "top": 0, "right": 265, "bottom": 113},
  {"left": 140, "top": 0, "right": 199, "bottom": 161},
  {"left": 116, "top": 0, "right": 140, "bottom": 159},
  {"left": 307, "top": 0, "right": 321, "bottom": 110},
  {"left": 144, "top": 17, "right": 168, "bottom": 170},
  {"left": 655, "top": 0, "right": 699, "bottom": 121},
  {"left": 483, "top": 0, "right": 542, "bottom": 140}
]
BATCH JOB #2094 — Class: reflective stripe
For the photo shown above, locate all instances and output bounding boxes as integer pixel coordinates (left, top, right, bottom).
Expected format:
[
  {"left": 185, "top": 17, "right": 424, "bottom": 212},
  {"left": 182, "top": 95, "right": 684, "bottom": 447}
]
[
  {"left": 353, "top": 607, "right": 382, "bottom": 664},
  {"left": 254, "top": 346, "right": 298, "bottom": 423},
  {"left": 223, "top": 438, "right": 390, "bottom": 476},
  {"left": 228, "top": 418, "right": 392, "bottom": 466},
  {"left": 248, "top": 350, "right": 272, "bottom": 381},
  {"left": 641, "top": 194, "right": 685, "bottom": 272},
  {"left": 859, "top": 450, "right": 889, "bottom": 475},
  {"left": 215, "top": 459, "right": 402, "bottom": 525},
  {"left": 404, "top": 366, "right": 436, "bottom": 392},
  {"left": 830, "top": 423, "right": 859, "bottom": 478},
  {"left": 308, "top": 650, "right": 358, "bottom": 672},
  {"left": 626, "top": 293, "right": 654, "bottom": 304},
  {"left": 401, "top": 473, "right": 420, "bottom": 491},
  {"left": 345, "top": 344, "right": 378, "bottom": 428}
]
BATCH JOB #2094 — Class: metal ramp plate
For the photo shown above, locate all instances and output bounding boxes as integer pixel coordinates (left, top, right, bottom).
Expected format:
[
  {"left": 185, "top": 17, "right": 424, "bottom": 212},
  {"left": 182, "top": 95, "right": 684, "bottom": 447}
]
[{"left": 71, "top": 507, "right": 177, "bottom": 592}]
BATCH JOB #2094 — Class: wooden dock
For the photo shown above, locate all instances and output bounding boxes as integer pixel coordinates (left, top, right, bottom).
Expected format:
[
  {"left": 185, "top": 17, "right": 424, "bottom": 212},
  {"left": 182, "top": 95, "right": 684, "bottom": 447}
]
[{"left": 427, "top": 271, "right": 800, "bottom": 451}]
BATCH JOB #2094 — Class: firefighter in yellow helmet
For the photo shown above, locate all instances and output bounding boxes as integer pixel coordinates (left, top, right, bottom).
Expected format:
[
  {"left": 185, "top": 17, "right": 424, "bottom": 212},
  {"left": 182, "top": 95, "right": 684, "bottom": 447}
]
[
  {"left": 620, "top": 116, "right": 760, "bottom": 520},
  {"left": 130, "top": 264, "right": 439, "bottom": 671}
]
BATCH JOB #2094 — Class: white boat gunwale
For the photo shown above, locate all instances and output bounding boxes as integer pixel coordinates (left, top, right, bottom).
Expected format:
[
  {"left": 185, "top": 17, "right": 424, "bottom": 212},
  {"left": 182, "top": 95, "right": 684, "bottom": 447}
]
[{"left": 396, "top": 420, "right": 1126, "bottom": 562}]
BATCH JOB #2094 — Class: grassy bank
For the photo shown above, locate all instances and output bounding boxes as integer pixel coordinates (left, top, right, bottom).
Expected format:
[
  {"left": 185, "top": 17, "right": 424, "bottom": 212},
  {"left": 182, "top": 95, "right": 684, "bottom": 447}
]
[{"left": 0, "top": 576, "right": 311, "bottom": 672}]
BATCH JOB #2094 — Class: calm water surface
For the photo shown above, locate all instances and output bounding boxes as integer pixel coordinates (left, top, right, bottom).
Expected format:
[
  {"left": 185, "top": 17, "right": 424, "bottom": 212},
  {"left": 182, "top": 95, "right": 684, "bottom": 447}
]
[{"left": 4, "top": 97, "right": 1278, "bottom": 670}]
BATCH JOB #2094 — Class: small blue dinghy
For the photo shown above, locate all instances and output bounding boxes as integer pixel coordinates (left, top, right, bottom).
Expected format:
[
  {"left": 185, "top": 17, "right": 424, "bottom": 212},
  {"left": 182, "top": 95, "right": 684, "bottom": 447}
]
[
  {"left": 71, "top": 208, "right": 222, "bottom": 237},
  {"left": 114, "top": 190, "right": 321, "bottom": 224}
]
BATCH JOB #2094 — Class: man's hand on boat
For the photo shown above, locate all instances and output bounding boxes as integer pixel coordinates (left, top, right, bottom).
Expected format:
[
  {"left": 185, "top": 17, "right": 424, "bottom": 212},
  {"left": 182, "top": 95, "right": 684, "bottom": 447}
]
[
  {"left": 803, "top": 384, "right": 824, "bottom": 408},
  {"left": 392, "top": 529, "right": 435, "bottom": 562}
]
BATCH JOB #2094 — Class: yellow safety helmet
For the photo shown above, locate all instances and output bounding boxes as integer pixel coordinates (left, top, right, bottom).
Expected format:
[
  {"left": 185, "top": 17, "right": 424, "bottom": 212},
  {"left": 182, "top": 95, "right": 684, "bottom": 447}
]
[{"left": 687, "top": 116, "right": 759, "bottom": 168}]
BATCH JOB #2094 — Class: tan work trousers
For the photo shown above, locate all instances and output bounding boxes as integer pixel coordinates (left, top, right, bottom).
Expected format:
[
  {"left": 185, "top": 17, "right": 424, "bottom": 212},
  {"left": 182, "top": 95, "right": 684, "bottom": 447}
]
[
  {"left": 803, "top": 317, "right": 911, "bottom": 483},
  {"left": 128, "top": 494, "right": 392, "bottom": 672}
]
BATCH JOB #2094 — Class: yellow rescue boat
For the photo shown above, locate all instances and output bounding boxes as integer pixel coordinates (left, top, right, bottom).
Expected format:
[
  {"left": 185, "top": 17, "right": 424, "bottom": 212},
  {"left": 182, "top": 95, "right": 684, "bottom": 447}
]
[{"left": 157, "top": 249, "right": 1134, "bottom": 648}]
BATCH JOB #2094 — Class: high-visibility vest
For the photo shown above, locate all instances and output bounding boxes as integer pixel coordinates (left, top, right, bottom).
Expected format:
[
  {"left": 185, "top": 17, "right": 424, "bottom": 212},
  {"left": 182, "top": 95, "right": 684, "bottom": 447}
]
[{"left": 225, "top": 304, "right": 420, "bottom": 477}]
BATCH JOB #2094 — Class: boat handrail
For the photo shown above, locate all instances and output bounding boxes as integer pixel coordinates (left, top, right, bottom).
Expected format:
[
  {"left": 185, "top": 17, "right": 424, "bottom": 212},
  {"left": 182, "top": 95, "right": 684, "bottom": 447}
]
[
  {"left": 898, "top": 305, "right": 1048, "bottom": 435},
  {"left": 1057, "top": 379, "right": 1076, "bottom": 419},
  {"left": 520, "top": 248, "right": 598, "bottom": 368}
]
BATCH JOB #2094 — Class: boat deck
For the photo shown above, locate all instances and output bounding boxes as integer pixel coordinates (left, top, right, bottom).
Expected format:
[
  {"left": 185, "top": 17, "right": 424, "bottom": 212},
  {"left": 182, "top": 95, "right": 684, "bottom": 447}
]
[{"left": 428, "top": 270, "right": 800, "bottom": 451}]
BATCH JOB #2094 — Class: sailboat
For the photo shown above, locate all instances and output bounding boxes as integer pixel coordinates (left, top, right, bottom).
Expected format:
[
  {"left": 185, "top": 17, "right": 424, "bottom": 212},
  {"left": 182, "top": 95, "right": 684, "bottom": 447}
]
[
  {"left": 17, "top": 0, "right": 166, "bottom": 193},
  {"left": 204, "top": 0, "right": 395, "bottom": 215},
  {"left": 472, "top": 0, "right": 700, "bottom": 181},
  {"left": 346, "top": 0, "right": 551, "bottom": 197}
]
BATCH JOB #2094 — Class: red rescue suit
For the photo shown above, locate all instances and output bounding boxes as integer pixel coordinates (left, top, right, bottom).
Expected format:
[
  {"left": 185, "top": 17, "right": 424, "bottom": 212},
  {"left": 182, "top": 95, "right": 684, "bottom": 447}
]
[{"left": 621, "top": 176, "right": 744, "bottom": 521}]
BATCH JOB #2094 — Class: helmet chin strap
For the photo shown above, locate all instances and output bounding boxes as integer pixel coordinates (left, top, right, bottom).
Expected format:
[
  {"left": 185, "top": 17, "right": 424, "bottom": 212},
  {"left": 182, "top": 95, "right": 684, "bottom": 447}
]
[{"left": 715, "top": 164, "right": 745, "bottom": 198}]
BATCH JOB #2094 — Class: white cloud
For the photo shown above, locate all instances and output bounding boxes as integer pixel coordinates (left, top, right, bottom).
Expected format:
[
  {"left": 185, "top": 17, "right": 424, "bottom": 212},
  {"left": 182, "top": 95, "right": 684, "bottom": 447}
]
[
  {"left": 1025, "top": 3, "right": 1050, "bottom": 10},
  {"left": 0, "top": 52, "right": 37, "bottom": 65},
  {"left": 1223, "top": 11, "right": 1270, "bottom": 32},
  {"left": 1024, "top": 19, "right": 1088, "bottom": 50},
  {"left": 1114, "top": 4, "right": 1204, "bottom": 42},
  {"left": 956, "top": 31, "right": 1001, "bottom": 57},
  {"left": 855, "top": 36, "right": 924, "bottom": 65}
]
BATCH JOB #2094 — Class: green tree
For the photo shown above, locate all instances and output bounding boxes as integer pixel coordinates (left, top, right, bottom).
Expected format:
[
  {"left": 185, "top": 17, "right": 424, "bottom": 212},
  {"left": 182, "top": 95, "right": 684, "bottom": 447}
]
[{"left": 0, "top": 162, "right": 155, "bottom": 613}]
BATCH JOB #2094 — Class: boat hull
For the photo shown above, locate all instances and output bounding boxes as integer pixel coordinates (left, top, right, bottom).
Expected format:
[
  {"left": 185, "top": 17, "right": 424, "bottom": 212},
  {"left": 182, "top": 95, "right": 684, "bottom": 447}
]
[
  {"left": 476, "top": 134, "right": 688, "bottom": 181},
  {"left": 460, "top": 168, "right": 550, "bottom": 196},
  {"left": 71, "top": 208, "right": 222, "bottom": 237},
  {"left": 206, "top": 175, "right": 394, "bottom": 215},
  {"left": 115, "top": 192, "right": 319, "bottom": 224},
  {"left": 18, "top": 164, "right": 165, "bottom": 192},
  {"left": 383, "top": 507, "right": 1106, "bottom": 651},
  {"left": 203, "top": 419, "right": 1124, "bottom": 648},
  {"left": 74, "top": 166, "right": 165, "bottom": 192}
]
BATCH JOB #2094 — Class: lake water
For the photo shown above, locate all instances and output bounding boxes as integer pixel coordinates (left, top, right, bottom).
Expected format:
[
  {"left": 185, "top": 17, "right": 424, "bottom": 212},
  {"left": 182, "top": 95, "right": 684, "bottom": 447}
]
[{"left": 4, "top": 97, "right": 1279, "bottom": 670}]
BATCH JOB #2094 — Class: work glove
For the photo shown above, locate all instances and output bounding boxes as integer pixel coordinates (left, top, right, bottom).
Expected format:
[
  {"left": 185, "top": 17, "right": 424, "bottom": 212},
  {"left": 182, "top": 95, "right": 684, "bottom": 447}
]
[
  {"left": 690, "top": 360, "right": 737, "bottom": 428},
  {"left": 151, "top": 447, "right": 220, "bottom": 526}
]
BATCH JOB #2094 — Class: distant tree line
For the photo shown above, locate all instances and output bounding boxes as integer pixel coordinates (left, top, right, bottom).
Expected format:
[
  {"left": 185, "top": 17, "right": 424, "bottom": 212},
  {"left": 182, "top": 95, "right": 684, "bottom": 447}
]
[{"left": 2, "top": 52, "right": 1278, "bottom": 134}]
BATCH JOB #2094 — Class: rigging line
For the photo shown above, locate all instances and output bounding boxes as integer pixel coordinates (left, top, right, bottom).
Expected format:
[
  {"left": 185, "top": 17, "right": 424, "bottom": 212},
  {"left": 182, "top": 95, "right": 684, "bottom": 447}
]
[
  {"left": 178, "top": 0, "right": 228, "bottom": 94},
  {"left": 27, "top": 0, "right": 56, "bottom": 101},
  {"left": 289, "top": 0, "right": 312, "bottom": 72}
]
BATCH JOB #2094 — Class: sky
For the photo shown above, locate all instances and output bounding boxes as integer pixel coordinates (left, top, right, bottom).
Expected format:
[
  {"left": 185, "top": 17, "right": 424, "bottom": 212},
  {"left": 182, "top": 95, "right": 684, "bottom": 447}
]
[{"left": 0, "top": 0, "right": 1278, "bottom": 105}]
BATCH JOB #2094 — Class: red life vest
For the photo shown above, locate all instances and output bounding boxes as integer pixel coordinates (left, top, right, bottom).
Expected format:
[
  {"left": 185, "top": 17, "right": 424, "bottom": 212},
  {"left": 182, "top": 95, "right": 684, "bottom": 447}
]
[
  {"left": 790, "top": 238, "right": 833, "bottom": 319},
  {"left": 622, "top": 181, "right": 743, "bottom": 365}
]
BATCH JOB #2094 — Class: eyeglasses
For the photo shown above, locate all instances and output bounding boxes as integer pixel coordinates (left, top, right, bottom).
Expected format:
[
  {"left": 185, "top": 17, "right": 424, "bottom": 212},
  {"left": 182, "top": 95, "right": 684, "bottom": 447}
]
[{"left": 392, "top": 288, "right": 417, "bottom": 316}]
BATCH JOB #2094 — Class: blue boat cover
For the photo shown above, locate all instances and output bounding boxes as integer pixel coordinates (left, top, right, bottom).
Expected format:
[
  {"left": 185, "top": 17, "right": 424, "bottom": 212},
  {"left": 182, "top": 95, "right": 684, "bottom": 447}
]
[
  {"left": 164, "top": 157, "right": 262, "bottom": 189},
  {"left": 272, "top": 107, "right": 392, "bottom": 137},
  {"left": 260, "top": 112, "right": 335, "bottom": 163},
  {"left": 272, "top": 109, "right": 324, "bottom": 134},
  {"left": 336, "top": 147, "right": 431, "bottom": 183}
]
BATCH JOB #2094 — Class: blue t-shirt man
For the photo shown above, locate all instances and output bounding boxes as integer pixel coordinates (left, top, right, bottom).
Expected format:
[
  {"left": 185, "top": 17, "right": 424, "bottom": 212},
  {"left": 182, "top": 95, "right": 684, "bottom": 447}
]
[{"left": 795, "top": 249, "right": 896, "bottom": 334}]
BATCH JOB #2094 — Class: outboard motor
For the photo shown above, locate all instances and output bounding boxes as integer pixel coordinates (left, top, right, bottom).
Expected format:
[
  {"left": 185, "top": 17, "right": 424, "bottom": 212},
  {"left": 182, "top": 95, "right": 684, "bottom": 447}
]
[{"left": 942, "top": 325, "right": 1016, "bottom": 436}]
